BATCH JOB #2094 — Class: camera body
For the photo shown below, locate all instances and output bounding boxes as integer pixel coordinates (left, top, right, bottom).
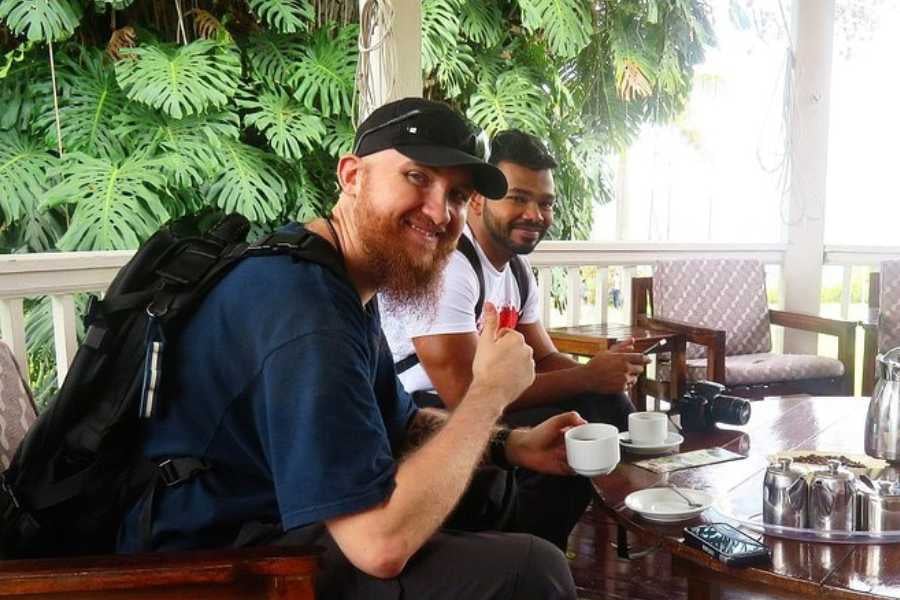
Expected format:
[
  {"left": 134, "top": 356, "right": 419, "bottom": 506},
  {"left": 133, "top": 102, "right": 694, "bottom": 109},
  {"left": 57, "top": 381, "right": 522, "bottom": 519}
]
[{"left": 672, "top": 381, "right": 751, "bottom": 432}]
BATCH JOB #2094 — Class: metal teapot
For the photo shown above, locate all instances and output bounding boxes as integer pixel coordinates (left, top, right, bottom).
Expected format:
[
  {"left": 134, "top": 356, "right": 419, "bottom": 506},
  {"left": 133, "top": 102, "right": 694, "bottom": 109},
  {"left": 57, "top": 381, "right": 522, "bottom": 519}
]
[
  {"left": 857, "top": 477, "right": 900, "bottom": 532},
  {"left": 809, "top": 460, "right": 856, "bottom": 532},
  {"left": 865, "top": 346, "right": 900, "bottom": 462},
  {"left": 763, "top": 457, "right": 808, "bottom": 528}
]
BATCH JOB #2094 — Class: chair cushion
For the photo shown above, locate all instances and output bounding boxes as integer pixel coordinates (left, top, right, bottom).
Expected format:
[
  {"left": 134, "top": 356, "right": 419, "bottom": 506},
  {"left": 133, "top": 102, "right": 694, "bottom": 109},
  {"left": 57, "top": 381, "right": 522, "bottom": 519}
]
[
  {"left": 0, "top": 341, "right": 37, "bottom": 469},
  {"left": 657, "top": 352, "right": 844, "bottom": 386},
  {"left": 879, "top": 260, "right": 900, "bottom": 352},
  {"left": 654, "top": 259, "right": 772, "bottom": 359}
]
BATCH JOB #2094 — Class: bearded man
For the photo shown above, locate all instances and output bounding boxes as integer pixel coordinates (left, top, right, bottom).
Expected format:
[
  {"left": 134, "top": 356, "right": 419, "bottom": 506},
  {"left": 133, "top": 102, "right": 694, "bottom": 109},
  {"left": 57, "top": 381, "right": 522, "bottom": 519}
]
[
  {"left": 382, "top": 130, "right": 650, "bottom": 550},
  {"left": 116, "top": 99, "right": 583, "bottom": 600}
]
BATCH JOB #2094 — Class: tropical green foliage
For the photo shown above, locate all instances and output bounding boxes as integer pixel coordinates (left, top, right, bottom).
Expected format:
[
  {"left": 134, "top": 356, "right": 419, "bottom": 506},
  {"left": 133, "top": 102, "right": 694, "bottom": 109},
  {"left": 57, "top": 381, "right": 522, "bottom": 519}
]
[{"left": 0, "top": 0, "right": 712, "bottom": 401}]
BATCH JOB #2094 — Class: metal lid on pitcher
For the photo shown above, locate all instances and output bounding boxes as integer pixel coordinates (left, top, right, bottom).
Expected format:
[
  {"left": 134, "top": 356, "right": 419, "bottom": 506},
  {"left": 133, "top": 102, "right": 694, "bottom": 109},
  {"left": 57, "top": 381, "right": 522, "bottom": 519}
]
[{"left": 877, "top": 346, "right": 900, "bottom": 381}]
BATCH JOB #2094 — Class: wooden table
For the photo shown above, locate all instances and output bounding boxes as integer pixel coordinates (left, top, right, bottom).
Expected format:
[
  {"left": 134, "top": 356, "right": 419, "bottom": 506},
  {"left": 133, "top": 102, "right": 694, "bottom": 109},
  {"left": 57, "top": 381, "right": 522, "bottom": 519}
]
[
  {"left": 548, "top": 323, "right": 687, "bottom": 409},
  {"left": 591, "top": 396, "right": 900, "bottom": 599}
]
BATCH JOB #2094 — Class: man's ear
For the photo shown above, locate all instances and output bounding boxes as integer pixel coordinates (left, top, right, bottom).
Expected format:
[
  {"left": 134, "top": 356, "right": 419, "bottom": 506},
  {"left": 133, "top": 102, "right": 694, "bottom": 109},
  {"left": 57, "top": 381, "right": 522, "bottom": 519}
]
[
  {"left": 468, "top": 193, "right": 486, "bottom": 217},
  {"left": 336, "top": 154, "right": 362, "bottom": 196}
]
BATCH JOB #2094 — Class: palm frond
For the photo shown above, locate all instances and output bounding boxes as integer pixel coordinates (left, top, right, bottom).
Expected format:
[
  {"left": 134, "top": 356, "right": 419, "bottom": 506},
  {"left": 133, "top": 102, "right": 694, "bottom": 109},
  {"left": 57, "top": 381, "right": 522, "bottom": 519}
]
[
  {"left": 43, "top": 152, "right": 171, "bottom": 251},
  {"left": 0, "top": 52, "right": 47, "bottom": 132},
  {"left": 246, "top": 0, "right": 314, "bottom": 34},
  {"left": 0, "top": 0, "right": 82, "bottom": 42},
  {"left": 517, "top": 0, "right": 592, "bottom": 59},
  {"left": 203, "top": 140, "right": 287, "bottom": 224},
  {"left": 116, "top": 39, "right": 241, "bottom": 119},
  {"left": 459, "top": 0, "right": 503, "bottom": 46},
  {"left": 283, "top": 161, "right": 326, "bottom": 222},
  {"left": 0, "top": 130, "right": 56, "bottom": 223},
  {"left": 290, "top": 24, "right": 358, "bottom": 117},
  {"left": 245, "top": 32, "right": 307, "bottom": 89},
  {"left": 34, "top": 49, "right": 128, "bottom": 158},
  {"left": 240, "top": 89, "right": 326, "bottom": 160},
  {"left": 467, "top": 70, "right": 549, "bottom": 136}
]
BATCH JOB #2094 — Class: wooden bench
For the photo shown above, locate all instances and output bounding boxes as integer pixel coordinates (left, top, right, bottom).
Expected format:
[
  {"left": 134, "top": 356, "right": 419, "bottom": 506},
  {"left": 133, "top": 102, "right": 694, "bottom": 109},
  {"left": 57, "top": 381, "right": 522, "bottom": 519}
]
[{"left": 0, "top": 545, "right": 319, "bottom": 599}]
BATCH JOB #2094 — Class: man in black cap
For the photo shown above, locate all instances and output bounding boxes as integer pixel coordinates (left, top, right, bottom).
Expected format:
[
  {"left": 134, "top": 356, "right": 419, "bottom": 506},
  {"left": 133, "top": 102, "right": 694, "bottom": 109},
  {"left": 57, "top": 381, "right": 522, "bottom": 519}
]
[{"left": 116, "top": 98, "right": 581, "bottom": 599}]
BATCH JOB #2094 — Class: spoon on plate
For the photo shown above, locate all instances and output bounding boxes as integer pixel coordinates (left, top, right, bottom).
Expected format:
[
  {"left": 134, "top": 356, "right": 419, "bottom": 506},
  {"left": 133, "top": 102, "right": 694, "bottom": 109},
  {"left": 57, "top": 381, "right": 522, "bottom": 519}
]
[{"left": 663, "top": 484, "right": 703, "bottom": 508}]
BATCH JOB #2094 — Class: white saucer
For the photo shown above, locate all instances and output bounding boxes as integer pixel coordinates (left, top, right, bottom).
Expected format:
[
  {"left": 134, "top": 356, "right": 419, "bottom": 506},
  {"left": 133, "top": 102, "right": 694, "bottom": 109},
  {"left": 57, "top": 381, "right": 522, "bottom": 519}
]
[
  {"left": 618, "top": 431, "right": 684, "bottom": 455},
  {"left": 624, "top": 487, "right": 714, "bottom": 522}
]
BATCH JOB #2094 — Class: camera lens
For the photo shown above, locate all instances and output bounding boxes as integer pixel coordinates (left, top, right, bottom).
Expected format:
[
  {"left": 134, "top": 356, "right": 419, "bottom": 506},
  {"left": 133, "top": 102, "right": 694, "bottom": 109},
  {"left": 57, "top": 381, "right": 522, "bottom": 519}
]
[{"left": 709, "top": 394, "right": 751, "bottom": 426}]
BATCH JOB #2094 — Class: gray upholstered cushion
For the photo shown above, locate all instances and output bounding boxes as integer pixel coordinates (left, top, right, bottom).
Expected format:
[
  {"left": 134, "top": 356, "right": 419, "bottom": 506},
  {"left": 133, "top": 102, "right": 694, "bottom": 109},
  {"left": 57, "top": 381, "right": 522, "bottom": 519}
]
[
  {"left": 653, "top": 259, "right": 772, "bottom": 359},
  {"left": 0, "top": 341, "right": 36, "bottom": 469},
  {"left": 880, "top": 260, "right": 900, "bottom": 352},
  {"left": 657, "top": 352, "right": 844, "bottom": 386}
]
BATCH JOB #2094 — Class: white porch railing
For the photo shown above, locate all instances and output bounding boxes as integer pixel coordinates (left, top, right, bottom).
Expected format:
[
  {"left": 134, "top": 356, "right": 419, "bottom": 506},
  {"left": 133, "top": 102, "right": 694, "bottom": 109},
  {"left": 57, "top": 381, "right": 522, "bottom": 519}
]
[{"left": 0, "top": 241, "right": 897, "bottom": 384}]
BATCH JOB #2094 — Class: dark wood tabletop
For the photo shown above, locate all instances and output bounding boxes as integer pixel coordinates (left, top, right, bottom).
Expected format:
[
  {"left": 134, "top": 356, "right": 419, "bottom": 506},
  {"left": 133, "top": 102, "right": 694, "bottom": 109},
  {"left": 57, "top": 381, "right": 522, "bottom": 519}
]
[{"left": 591, "top": 396, "right": 900, "bottom": 599}]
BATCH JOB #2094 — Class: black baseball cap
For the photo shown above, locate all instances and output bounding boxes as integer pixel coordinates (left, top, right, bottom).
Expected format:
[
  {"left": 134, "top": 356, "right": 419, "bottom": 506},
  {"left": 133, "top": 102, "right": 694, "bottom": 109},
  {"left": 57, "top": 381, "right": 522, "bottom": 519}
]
[{"left": 353, "top": 98, "right": 508, "bottom": 199}]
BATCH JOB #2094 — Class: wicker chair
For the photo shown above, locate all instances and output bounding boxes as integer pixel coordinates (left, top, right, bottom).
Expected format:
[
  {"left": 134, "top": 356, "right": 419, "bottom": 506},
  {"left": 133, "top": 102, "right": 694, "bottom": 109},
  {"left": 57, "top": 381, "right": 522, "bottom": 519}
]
[{"left": 632, "top": 259, "right": 856, "bottom": 399}]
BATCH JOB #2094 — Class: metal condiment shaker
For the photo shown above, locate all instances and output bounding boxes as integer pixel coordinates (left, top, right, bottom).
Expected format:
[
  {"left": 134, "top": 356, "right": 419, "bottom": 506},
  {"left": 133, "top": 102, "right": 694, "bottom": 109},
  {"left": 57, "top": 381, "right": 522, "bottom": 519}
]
[
  {"left": 809, "top": 459, "right": 856, "bottom": 533},
  {"left": 763, "top": 457, "right": 808, "bottom": 528}
]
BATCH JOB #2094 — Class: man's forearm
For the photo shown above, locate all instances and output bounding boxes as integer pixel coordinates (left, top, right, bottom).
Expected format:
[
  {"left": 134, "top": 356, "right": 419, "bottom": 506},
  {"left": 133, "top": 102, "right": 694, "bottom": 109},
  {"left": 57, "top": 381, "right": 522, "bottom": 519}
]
[
  {"left": 342, "top": 385, "right": 506, "bottom": 568},
  {"left": 506, "top": 360, "right": 591, "bottom": 410}
]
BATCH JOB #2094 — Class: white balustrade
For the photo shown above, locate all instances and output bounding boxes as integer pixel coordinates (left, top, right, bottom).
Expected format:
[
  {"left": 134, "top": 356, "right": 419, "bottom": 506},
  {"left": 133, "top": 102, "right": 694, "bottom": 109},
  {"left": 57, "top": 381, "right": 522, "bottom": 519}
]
[{"left": 3, "top": 240, "right": 899, "bottom": 383}]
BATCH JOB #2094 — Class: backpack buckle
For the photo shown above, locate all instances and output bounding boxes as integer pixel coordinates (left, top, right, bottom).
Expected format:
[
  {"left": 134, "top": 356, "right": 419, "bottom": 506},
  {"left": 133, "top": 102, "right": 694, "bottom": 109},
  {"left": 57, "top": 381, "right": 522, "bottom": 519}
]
[{"left": 157, "top": 458, "right": 209, "bottom": 487}]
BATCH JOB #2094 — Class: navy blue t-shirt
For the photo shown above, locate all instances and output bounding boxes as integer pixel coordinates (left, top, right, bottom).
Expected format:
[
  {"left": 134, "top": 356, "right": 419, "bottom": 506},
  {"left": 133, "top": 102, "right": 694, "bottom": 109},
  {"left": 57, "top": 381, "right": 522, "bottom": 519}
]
[{"left": 117, "top": 229, "right": 417, "bottom": 552}]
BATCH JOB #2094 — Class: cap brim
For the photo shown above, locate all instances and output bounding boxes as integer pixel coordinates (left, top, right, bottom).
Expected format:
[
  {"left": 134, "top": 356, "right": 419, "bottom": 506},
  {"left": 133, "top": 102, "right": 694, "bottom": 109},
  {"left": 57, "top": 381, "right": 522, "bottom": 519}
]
[{"left": 395, "top": 145, "right": 508, "bottom": 200}]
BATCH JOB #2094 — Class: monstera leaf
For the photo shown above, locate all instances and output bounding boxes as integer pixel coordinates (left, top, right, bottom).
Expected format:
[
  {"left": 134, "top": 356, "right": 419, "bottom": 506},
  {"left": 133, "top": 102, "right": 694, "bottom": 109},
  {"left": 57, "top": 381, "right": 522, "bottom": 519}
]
[
  {"left": 467, "top": 70, "right": 549, "bottom": 136},
  {"left": 246, "top": 0, "right": 313, "bottom": 34},
  {"left": 290, "top": 24, "right": 358, "bottom": 117},
  {"left": 240, "top": 89, "right": 326, "bottom": 160},
  {"left": 459, "top": 0, "right": 503, "bottom": 46},
  {"left": 245, "top": 33, "right": 307, "bottom": 88},
  {"left": 322, "top": 116, "right": 354, "bottom": 157},
  {"left": 34, "top": 50, "right": 127, "bottom": 158},
  {"left": 116, "top": 40, "right": 241, "bottom": 119},
  {"left": 0, "top": 131, "right": 56, "bottom": 222},
  {"left": 43, "top": 152, "right": 171, "bottom": 251},
  {"left": 518, "top": 0, "right": 593, "bottom": 59},
  {"left": 203, "top": 140, "right": 287, "bottom": 224},
  {"left": 93, "top": 0, "right": 135, "bottom": 11},
  {"left": 0, "top": 0, "right": 82, "bottom": 42},
  {"left": 422, "top": 0, "right": 461, "bottom": 75},
  {"left": 118, "top": 108, "right": 240, "bottom": 188}
]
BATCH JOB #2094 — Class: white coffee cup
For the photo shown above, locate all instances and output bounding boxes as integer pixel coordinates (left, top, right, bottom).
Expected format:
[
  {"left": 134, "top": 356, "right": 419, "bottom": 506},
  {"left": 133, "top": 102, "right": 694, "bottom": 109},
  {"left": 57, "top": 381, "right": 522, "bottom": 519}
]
[
  {"left": 628, "top": 411, "right": 668, "bottom": 446},
  {"left": 565, "top": 423, "right": 620, "bottom": 477}
]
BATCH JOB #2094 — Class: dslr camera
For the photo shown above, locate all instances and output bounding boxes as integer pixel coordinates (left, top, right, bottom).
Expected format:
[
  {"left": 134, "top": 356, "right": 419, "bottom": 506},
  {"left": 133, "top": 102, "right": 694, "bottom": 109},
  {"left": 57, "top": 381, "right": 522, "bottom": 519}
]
[{"left": 671, "top": 381, "right": 751, "bottom": 432}]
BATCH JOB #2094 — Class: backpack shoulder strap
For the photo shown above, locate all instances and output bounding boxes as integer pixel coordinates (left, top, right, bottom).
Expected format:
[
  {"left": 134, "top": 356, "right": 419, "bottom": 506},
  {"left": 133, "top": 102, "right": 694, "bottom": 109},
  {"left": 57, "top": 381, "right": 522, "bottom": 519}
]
[
  {"left": 455, "top": 234, "right": 486, "bottom": 320},
  {"left": 247, "top": 225, "right": 347, "bottom": 279},
  {"left": 509, "top": 255, "right": 531, "bottom": 316},
  {"left": 394, "top": 234, "right": 486, "bottom": 376}
]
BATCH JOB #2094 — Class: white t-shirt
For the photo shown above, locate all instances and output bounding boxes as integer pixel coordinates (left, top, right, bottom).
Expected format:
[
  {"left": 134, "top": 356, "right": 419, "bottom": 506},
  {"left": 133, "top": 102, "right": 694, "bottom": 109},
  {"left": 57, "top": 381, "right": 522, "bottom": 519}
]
[{"left": 380, "top": 226, "right": 540, "bottom": 394}]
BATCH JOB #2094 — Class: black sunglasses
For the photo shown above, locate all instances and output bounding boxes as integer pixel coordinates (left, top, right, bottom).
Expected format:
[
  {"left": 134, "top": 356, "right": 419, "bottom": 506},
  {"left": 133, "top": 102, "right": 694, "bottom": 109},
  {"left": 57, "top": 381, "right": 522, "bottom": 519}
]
[{"left": 353, "top": 108, "right": 488, "bottom": 161}]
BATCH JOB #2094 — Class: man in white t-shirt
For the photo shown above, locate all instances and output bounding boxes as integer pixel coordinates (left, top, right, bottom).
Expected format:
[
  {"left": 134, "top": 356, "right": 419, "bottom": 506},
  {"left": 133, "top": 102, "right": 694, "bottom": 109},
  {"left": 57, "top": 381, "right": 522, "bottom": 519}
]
[{"left": 381, "top": 130, "right": 649, "bottom": 549}]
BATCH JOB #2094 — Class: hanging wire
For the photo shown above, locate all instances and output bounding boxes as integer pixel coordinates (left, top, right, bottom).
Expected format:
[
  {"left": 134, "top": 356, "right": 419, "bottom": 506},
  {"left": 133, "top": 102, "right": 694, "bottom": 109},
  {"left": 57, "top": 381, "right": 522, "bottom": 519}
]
[
  {"left": 47, "top": 38, "right": 64, "bottom": 157},
  {"left": 174, "top": 0, "right": 189, "bottom": 45},
  {"left": 357, "top": 0, "right": 397, "bottom": 124}
]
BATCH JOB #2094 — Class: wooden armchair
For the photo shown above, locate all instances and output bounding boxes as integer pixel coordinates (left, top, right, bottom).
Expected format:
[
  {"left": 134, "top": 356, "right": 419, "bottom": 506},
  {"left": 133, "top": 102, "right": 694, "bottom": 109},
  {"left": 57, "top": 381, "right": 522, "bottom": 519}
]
[
  {"left": 631, "top": 259, "right": 857, "bottom": 399},
  {"left": 861, "top": 261, "right": 900, "bottom": 395},
  {"left": 0, "top": 339, "right": 320, "bottom": 598}
]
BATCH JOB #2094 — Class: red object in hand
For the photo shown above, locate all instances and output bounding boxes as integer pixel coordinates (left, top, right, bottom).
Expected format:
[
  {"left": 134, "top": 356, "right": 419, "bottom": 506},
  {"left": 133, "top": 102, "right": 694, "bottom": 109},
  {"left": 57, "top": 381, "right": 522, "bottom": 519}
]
[{"left": 498, "top": 306, "right": 519, "bottom": 329}]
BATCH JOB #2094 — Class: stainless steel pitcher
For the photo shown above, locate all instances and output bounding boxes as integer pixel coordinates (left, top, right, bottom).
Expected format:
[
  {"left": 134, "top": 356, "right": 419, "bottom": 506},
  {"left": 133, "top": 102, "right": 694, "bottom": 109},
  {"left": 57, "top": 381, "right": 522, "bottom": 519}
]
[
  {"left": 857, "top": 478, "right": 900, "bottom": 532},
  {"left": 865, "top": 346, "right": 900, "bottom": 462},
  {"left": 809, "top": 460, "right": 856, "bottom": 532},
  {"left": 763, "top": 457, "right": 808, "bottom": 528}
]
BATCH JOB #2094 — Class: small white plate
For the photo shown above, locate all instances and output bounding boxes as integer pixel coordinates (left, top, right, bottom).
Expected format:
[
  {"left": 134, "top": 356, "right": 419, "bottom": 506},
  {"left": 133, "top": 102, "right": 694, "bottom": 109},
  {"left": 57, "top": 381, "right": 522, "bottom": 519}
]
[
  {"left": 618, "top": 431, "right": 684, "bottom": 455},
  {"left": 624, "top": 487, "right": 714, "bottom": 522}
]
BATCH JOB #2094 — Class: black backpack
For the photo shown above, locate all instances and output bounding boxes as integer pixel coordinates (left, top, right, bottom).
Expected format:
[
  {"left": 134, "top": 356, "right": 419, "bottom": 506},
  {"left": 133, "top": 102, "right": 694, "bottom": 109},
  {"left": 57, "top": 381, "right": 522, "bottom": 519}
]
[
  {"left": 395, "top": 233, "right": 531, "bottom": 374},
  {"left": 0, "top": 214, "right": 344, "bottom": 559}
]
